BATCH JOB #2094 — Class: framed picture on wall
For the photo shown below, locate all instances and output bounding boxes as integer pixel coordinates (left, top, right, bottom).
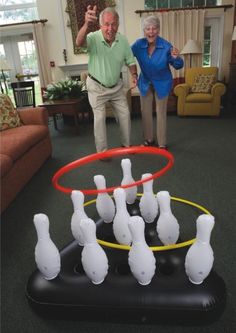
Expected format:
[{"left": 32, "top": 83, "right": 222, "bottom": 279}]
[{"left": 66, "top": 0, "right": 116, "bottom": 54}]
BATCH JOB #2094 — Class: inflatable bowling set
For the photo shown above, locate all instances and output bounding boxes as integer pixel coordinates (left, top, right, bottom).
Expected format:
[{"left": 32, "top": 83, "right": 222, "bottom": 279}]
[{"left": 26, "top": 147, "right": 227, "bottom": 324}]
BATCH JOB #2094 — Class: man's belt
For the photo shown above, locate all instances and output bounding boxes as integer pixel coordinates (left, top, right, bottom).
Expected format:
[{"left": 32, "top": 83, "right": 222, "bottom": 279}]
[{"left": 88, "top": 74, "right": 117, "bottom": 89}]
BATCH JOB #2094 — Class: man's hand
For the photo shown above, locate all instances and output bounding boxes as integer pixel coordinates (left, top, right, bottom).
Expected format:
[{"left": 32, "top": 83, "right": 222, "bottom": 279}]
[
  {"left": 130, "top": 73, "right": 138, "bottom": 89},
  {"left": 76, "top": 5, "right": 97, "bottom": 47},
  {"left": 85, "top": 5, "right": 97, "bottom": 24}
]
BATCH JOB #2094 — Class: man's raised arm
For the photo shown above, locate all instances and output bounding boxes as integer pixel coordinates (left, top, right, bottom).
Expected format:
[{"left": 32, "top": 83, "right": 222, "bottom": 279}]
[{"left": 76, "top": 5, "right": 97, "bottom": 47}]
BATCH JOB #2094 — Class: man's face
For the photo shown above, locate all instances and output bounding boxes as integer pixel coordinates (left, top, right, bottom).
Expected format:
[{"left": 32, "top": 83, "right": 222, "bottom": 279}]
[{"left": 100, "top": 12, "right": 119, "bottom": 44}]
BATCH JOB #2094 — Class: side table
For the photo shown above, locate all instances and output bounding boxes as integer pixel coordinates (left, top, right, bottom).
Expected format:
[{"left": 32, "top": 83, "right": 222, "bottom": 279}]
[{"left": 39, "top": 96, "right": 91, "bottom": 132}]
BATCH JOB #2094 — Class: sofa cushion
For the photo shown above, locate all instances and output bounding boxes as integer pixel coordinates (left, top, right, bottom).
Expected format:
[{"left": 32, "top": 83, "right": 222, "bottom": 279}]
[
  {"left": 191, "top": 74, "right": 216, "bottom": 93},
  {"left": 0, "top": 94, "right": 22, "bottom": 131},
  {"left": 186, "top": 93, "right": 213, "bottom": 103},
  {"left": 0, "top": 153, "right": 13, "bottom": 177},
  {"left": 1, "top": 125, "right": 49, "bottom": 161}
]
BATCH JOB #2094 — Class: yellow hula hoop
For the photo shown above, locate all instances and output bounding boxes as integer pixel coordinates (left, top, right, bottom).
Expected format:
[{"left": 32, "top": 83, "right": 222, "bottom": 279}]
[{"left": 84, "top": 194, "right": 212, "bottom": 252}]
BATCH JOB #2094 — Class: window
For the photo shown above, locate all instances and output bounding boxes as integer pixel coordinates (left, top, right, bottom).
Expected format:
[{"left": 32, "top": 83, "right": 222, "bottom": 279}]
[
  {"left": 18, "top": 39, "right": 38, "bottom": 76},
  {"left": 0, "top": 44, "right": 11, "bottom": 94},
  {"left": 143, "top": 1, "right": 222, "bottom": 68},
  {"left": 0, "top": 0, "right": 38, "bottom": 24},
  {"left": 203, "top": 26, "right": 211, "bottom": 66},
  {"left": 145, "top": 0, "right": 219, "bottom": 9},
  {"left": 17, "top": 38, "right": 41, "bottom": 103},
  {"left": 202, "top": 18, "right": 221, "bottom": 68},
  {"left": 0, "top": 44, "right": 5, "bottom": 59}
]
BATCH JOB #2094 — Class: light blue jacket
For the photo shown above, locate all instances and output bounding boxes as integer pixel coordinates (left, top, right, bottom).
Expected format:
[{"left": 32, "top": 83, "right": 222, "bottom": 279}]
[{"left": 131, "top": 36, "right": 184, "bottom": 98}]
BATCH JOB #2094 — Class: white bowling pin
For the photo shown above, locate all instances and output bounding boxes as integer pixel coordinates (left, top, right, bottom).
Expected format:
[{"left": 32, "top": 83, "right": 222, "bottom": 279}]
[
  {"left": 156, "top": 191, "right": 180, "bottom": 245},
  {"left": 185, "top": 214, "right": 215, "bottom": 285},
  {"left": 128, "top": 216, "right": 156, "bottom": 285},
  {"left": 33, "top": 213, "right": 61, "bottom": 280},
  {"left": 71, "top": 190, "right": 88, "bottom": 246},
  {"left": 113, "top": 188, "right": 132, "bottom": 245},
  {"left": 80, "top": 218, "right": 109, "bottom": 284},
  {"left": 94, "top": 175, "right": 115, "bottom": 223},
  {"left": 139, "top": 173, "right": 158, "bottom": 223},
  {"left": 121, "top": 158, "right": 137, "bottom": 204}
]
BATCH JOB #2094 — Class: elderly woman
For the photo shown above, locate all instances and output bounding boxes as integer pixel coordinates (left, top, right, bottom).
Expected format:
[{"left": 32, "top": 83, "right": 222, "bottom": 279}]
[{"left": 131, "top": 16, "right": 184, "bottom": 149}]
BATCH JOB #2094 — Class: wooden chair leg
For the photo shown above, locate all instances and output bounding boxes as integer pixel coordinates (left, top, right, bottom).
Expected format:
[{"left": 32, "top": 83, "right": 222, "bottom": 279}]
[{"left": 74, "top": 113, "right": 79, "bottom": 133}]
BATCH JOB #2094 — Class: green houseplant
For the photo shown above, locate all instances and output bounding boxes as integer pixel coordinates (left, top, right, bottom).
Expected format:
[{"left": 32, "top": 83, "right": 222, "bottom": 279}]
[{"left": 43, "top": 78, "right": 87, "bottom": 100}]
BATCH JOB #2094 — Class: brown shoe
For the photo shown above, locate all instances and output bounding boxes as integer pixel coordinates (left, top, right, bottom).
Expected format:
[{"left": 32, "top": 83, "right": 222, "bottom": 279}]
[{"left": 158, "top": 145, "right": 168, "bottom": 150}]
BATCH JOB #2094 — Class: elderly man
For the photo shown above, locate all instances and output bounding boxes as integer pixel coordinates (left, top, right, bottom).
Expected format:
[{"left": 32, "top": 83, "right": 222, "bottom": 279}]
[{"left": 76, "top": 5, "right": 137, "bottom": 153}]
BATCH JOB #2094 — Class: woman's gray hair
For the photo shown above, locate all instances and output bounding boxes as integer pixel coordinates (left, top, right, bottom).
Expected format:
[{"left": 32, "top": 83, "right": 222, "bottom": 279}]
[
  {"left": 143, "top": 15, "right": 160, "bottom": 30},
  {"left": 99, "top": 7, "right": 119, "bottom": 25}
]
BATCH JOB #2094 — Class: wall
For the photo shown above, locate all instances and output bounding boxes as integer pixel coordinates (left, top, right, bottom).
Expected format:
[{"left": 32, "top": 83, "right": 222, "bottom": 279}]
[
  {"left": 36, "top": 0, "right": 71, "bottom": 82},
  {"left": 36, "top": 0, "right": 235, "bottom": 83}
]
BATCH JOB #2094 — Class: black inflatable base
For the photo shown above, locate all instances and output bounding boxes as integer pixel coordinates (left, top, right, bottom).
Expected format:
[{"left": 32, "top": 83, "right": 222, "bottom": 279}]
[{"left": 26, "top": 205, "right": 227, "bottom": 325}]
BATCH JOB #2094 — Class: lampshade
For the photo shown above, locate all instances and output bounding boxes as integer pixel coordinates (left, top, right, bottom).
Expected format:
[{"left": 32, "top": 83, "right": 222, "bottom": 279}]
[
  {"left": 180, "top": 39, "right": 202, "bottom": 55},
  {"left": 232, "top": 26, "right": 236, "bottom": 41},
  {"left": 0, "top": 58, "right": 11, "bottom": 71}
]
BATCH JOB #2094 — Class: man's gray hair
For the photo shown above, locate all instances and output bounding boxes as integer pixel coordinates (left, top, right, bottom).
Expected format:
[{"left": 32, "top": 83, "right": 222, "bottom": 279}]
[
  {"left": 99, "top": 7, "right": 119, "bottom": 25},
  {"left": 143, "top": 15, "right": 160, "bottom": 30}
]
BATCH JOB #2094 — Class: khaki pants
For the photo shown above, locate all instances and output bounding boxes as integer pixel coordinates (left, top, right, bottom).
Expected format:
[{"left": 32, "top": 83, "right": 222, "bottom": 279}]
[
  {"left": 86, "top": 76, "right": 131, "bottom": 152},
  {"left": 140, "top": 87, "right": 168, "bottom": 147}
]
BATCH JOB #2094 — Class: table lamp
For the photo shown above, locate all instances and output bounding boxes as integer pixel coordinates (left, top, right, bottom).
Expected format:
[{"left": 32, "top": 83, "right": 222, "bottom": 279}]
[
  {"left": 180, "top": 39, "right": 202, "bottom": 68},
  {"left": 232, "top": 26, "right": 236, "bottom": 41}
]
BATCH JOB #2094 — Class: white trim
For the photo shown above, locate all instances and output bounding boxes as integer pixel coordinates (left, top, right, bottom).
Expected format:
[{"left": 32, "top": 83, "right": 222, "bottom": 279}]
[
  {"left": 58, "top": 63, "right": 88, "bottom": 77},
  {"left": 204, "top": 13, "right": 224, "bottom": 79},
  {"left": 217, "top": 14, "right": 224, "bottom": 79},
  {"left": 149, "top": 0, "right": 219, "bottom": 8},
  {"left": 58, "top": 63, "right": 130, "bottom": 88},
  {"left": 116, "top": 0, "right": 125, "bottom": 35},
  {"left": 57, "top": 0, "right": 67, "bottom": 51}
]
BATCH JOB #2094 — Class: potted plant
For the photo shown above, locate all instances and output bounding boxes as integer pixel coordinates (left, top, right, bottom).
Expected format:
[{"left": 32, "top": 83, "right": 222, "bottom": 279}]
[
  {"left": 43, "top": 78, "right": 87, "bottom": 100},
  {"left": 43, "top": 78, "right": 92, "bottom": 126}
]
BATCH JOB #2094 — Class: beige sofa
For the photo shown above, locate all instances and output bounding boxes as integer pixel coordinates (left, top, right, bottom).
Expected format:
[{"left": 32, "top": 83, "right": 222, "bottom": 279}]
[{"left": 0, "top": 95, "right": 52, "bottom": 213}]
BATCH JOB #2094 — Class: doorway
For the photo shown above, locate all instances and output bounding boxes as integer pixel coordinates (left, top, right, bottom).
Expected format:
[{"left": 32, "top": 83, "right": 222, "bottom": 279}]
[{"left": 0, "top": 30, "right": 42, "bottom": 104}]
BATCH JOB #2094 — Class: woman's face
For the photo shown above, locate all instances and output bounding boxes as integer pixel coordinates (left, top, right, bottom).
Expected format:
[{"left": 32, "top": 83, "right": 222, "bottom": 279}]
[{"left": 144, "top": 25, "right": 159, "bottom": 44}]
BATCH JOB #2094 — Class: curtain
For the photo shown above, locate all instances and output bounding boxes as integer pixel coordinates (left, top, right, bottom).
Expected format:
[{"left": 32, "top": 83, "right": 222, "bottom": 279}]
[
  {"left": 33, "top": 23, "right": 52, "bottom": 88},
  {"left": 141, "top": 9, "right": 205, "bottom": 78}
]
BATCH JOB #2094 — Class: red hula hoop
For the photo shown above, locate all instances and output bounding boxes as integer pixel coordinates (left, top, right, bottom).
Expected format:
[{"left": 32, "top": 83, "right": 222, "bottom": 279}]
[{"left": 52, "top": 146, "right": 174, "bottom": 195}]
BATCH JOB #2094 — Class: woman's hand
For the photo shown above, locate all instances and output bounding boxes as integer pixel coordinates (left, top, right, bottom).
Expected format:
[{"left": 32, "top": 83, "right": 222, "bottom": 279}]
[{"left": 171, "top": 47, "right": 180, "bottom": 58}]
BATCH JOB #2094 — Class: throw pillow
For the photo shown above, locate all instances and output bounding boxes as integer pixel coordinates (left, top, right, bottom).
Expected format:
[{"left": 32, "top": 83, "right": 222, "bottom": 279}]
[
  {"left": 191, "top": 74, "right": 216, "bottom": 93},
  {"left": 0, "top": 94, "right": 21, "bottom": 131}
]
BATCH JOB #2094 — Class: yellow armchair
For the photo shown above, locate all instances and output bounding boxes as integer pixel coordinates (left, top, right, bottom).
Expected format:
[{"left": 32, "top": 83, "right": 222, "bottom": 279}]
[{"left": 174, "top": 67, "right": 226, "bottom": 116}]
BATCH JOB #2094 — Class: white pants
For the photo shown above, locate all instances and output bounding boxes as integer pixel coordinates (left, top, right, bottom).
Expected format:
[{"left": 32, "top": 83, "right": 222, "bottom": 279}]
[
  {"left": 140, "top": 87, "right": 168, "bottom": 147},
  {"left": 86, "top": 76, "right": 131, "bottom": 152}
]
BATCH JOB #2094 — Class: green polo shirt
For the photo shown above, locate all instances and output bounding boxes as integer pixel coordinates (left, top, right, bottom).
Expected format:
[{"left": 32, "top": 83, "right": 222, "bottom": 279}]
[{"left": 87, "top": 30, "right": 135, "bottom": 87}]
